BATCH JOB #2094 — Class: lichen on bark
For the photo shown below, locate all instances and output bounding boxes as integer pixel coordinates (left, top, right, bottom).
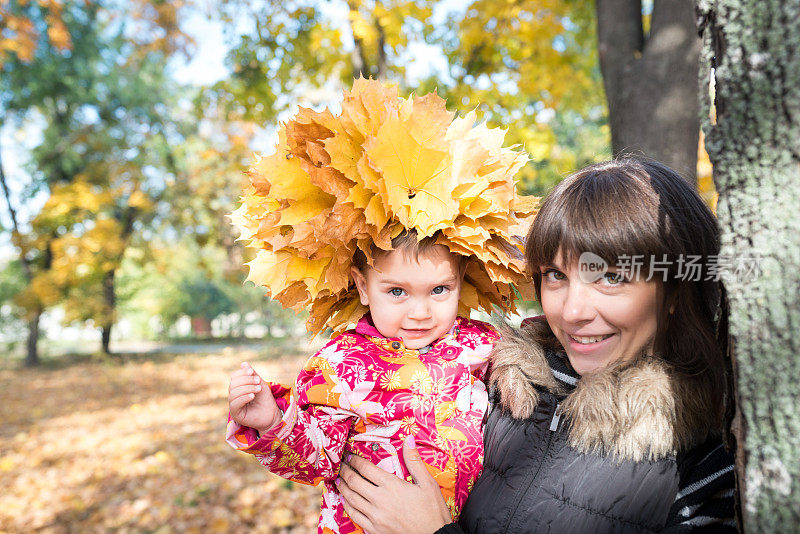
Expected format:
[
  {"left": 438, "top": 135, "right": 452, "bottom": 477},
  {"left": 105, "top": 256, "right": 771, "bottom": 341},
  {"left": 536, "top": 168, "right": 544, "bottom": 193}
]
[{"left": 699, "top": 0, "right": 800, "bottom": 529}]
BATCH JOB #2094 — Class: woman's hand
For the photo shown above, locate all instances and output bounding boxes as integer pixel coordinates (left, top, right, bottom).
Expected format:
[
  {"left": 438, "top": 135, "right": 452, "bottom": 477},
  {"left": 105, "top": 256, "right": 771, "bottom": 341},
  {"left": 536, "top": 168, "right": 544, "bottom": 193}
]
[{"left": 337, "top": 436, "right": 452, "bottom": 534}]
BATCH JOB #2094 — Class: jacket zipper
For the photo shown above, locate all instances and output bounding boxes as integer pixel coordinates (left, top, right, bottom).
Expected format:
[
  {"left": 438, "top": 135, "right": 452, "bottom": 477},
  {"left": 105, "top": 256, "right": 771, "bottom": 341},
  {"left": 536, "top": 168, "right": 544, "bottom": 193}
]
[
  {"left": 549, "top": 402, "right": 562, "bottom": 431},
  {"left": 502, "top": 399, "right": 561, "bottom": 533}
]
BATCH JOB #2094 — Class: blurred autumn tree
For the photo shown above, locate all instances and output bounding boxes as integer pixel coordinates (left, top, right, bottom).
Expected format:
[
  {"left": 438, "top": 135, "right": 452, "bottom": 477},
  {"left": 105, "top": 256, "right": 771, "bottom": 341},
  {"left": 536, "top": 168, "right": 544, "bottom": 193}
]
[
  {"left": 0, "top": 0, "right": 193, "bottom": 362},
  {"left": 166, "top": 95, "right": 255, "bottom": 295},
  {"left": 209, "top": 0, "right": 610, "bottom": 195},
  {"left": 0, "top": 258, "right": 26, "bottom": 350},
  {"left": 2, "top": 0, "right": 710, "bottom": 365},
  {"left": 439, "top": 0, "right": 609, "bottom": 192},
  {"left": 1, "top": 0, "right": 98, "bottom": 366}
]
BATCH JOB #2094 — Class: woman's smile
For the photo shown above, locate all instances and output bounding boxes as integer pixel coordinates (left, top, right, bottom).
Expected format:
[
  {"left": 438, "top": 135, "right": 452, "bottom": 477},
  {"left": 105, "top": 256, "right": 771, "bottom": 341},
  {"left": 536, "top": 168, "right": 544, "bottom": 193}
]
[{"left": 565, "top": 333, "right": 615, "bottom": 354}]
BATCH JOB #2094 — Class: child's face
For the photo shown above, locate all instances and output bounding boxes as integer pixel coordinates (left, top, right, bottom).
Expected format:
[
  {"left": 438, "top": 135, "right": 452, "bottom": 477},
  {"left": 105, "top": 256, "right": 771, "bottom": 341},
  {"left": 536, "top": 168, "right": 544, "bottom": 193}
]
[{"left": 351, "top": 245, "right": 463, "bottom": 350}]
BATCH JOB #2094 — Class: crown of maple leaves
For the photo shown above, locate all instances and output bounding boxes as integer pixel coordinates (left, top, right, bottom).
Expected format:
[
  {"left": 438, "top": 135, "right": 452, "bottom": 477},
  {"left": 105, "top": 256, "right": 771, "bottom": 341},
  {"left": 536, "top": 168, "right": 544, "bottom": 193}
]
[{"left": 231, "top": 78, "right": 539, "bottom": 336}]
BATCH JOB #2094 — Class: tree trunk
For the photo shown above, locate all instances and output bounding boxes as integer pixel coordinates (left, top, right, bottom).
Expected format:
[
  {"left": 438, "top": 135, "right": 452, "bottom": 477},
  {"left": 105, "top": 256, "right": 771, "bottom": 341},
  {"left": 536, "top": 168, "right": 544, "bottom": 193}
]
[
  {"left": 100, "top": 205, "right": 137, "bottom": 355},
  {"left": 0, "top": 124, "right": 41, "bottom": 366},
  {"left": 348, "top": 0, "right": 370, "bottom": 79},
  {"left": 100, "top": 325, "right": 112, "bottom": 355},
  {"left": 375, "top": 19, "right": 387, "bottom": 79},
  {"left": 25, "top": 310, "right": 42, "bottom": 367},
  {"left": 597, "top": 0, "right": 701, "bottom": 182},
  {"left": 100, "top": 268, "right": 115, "bottom": 354},
  {"left": 699, "top": 0, "right": 800, "bottom": 528}
]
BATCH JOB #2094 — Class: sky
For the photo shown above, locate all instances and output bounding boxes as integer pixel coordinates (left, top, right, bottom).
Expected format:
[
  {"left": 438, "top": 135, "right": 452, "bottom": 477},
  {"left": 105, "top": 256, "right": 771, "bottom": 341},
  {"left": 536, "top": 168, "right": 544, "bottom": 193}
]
[{"left": 171, "top": 5, "right": 230, "bottom": 86}]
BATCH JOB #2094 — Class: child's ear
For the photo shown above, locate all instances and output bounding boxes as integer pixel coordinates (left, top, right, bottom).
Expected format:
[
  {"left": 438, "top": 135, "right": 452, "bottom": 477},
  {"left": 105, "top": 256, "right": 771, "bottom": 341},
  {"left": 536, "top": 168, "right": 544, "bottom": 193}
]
[{"left": 351, "top": 266, "right": 370, "bottom": 306}]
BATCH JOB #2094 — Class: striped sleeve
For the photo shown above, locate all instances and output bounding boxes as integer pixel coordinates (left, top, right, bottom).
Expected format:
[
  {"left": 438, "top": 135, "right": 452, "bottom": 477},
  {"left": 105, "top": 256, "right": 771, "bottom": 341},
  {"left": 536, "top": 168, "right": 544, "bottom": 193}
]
[{"left": 663, "top": 439, "right": 738, "bottom": 532}]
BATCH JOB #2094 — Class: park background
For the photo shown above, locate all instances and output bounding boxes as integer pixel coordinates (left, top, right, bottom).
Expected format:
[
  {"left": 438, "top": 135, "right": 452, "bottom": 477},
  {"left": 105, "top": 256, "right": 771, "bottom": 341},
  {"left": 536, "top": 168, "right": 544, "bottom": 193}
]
[{"left": 2, "top": 0, "right": 792, "bottom": 531}]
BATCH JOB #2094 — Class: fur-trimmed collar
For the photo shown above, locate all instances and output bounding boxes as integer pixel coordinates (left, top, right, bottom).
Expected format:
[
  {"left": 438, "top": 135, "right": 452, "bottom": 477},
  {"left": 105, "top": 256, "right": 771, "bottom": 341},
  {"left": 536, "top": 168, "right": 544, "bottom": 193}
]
[{"left": 490, "top": 321, "right": 721, "bottom": 462}]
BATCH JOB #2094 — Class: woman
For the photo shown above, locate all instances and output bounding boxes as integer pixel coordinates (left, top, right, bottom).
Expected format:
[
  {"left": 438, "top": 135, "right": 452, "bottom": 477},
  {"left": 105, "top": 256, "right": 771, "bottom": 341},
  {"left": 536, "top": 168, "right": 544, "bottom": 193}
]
[{"left": 336, "top": 159, "right": 737, "bottom": 533}]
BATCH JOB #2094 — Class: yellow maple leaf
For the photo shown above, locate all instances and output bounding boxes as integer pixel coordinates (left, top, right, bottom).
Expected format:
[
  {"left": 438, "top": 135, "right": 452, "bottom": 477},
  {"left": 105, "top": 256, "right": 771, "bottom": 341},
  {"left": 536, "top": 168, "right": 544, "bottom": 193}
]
[
  {"left": 403, "top": 91, "right": 455, "bottom": 142},
  {"left": 356, "top": 153, "right": 392, "bottom": 215},
  {"left": 276, "top": 197, "right": 331, "bottom": 227},
  {"left": 364, "top": 115, "right": 456, "bottom": 236},
  {"left": 325, "top": 133, "right": 363, "bottom": 184},
  {"left": 351, "top": 76, "right": 400, "bottom": 134},
  {"left": 295, "top": 105, "right": 339, "bottom": 135},
  {"left": 250, "top": 132, "right": 331, "bottom": 205},
  {"left": 246, "top": 250, "right": 329, "bottom": 299}
]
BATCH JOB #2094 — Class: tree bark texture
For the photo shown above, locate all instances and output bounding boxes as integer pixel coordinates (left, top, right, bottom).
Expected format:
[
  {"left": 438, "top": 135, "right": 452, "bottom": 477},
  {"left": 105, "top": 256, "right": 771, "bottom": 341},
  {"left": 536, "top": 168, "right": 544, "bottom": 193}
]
[
  {"left": 699, "top": 0, "right": 800, "bottom": 529},
  {"left": 597, "top": 0, "right": 701, "bottom": 181}
]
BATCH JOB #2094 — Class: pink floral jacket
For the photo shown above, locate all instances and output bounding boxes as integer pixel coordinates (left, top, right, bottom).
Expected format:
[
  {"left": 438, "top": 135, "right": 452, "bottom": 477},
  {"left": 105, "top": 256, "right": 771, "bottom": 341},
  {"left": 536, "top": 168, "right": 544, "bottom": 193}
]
[{"left": 226, "top": 316, "right": 497, "bottom": 534}]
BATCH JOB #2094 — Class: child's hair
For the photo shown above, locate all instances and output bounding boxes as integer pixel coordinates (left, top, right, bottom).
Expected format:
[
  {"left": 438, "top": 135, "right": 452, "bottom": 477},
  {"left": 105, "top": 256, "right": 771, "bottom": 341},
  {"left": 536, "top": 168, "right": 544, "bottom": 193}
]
[
  {"left": 353, "top": 230, "right": 466, "bottom": 272},
  {"left": 525, "top": 157, "right": 726, "bottom": 414}
]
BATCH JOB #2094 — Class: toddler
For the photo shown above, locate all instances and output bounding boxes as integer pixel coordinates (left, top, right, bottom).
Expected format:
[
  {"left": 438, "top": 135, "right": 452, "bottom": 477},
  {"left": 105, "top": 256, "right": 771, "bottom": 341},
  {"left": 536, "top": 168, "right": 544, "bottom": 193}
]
[{"left": 226, "top": 78, "right": 536, "bottom": 534}]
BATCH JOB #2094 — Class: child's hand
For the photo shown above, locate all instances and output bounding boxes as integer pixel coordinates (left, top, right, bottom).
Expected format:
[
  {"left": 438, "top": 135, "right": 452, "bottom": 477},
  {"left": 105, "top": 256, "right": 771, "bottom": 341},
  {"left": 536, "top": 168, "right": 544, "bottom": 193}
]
[{"left": 228, "top": 362, "right": 282, "bottom": 434}]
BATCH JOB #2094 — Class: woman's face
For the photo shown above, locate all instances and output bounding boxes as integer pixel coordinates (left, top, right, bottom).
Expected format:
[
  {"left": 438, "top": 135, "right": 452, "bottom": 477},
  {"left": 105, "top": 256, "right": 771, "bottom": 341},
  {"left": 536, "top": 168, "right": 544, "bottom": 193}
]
[{"left": 539, "top": 251, "right": 661, "bottom": 375}]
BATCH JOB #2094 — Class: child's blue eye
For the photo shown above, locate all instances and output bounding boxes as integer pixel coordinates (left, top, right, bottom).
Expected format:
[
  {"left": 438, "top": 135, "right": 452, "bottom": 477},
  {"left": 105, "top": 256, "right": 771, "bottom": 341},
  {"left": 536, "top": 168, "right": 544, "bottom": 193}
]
[
  {"left": 389, "top": 288, "right": 404, "bottom": 297},
  {"left": 432, "top": 285, "right": 448, "bottom": 295}
]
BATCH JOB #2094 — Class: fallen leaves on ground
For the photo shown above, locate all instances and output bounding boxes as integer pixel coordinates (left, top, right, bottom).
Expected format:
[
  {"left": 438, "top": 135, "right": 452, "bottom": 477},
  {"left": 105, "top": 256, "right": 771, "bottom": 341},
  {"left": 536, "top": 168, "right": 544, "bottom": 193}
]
[{"left": 0, "top": 342, "right": 324, "bottom": 533}]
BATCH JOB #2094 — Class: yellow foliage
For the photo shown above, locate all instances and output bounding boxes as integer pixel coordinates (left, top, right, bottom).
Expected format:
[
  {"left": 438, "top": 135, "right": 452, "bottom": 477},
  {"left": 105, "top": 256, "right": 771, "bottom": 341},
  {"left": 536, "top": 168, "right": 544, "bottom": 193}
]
[
  {"left": 16, "top": 273, "right": 61, "bottom": 311},
  {"left": 38, "top": 180, "right": 115, "bottom": 223},
  {"left": 246, "top": 250, "right": 330, "bottom": 301},
  {"left": 0, "top": 0, "right": 73, "bottom": 65},
  {"left": 22, "top": 174, "right": 148, "bottom": 323},
  {"left": 0, "top": 14, "right": 38, "bottom": 63},
  {"left": 233, "top": 78, "right": 538, "bottom": 336},
  {"left": 45, "top": 15, "right": 71, "bottom": 50},
  {"left": 364, "top": 109, "right": 456, "bottom": 235},
  {"left": 345, "top": 0, "right": 432, "bottom": 65},
  {"left": 456, "top": 0, "right": 599, "bottom": 111},
  {"left": 697, "top": 130, "right": 718, "bottom": 213},
  {"left": 128, "top": 190, "right": 152, "bottom": 210}
]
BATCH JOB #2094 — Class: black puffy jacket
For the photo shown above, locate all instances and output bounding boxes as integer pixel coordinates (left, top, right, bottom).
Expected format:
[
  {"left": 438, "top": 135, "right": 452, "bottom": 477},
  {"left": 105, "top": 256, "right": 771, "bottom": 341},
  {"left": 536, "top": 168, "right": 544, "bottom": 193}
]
[
  {"left": 460, "top": 388, "right": 682, "bottom": 533},
  {"left": 440, "top": 321, "right": 736, "bottom": 534}
]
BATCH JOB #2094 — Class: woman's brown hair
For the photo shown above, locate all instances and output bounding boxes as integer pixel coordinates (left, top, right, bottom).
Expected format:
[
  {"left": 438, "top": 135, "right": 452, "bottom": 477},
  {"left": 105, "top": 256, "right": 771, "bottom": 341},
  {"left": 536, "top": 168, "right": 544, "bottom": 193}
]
[{"left": 525, "top": 158, "right": 727, "bottom": 411}]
